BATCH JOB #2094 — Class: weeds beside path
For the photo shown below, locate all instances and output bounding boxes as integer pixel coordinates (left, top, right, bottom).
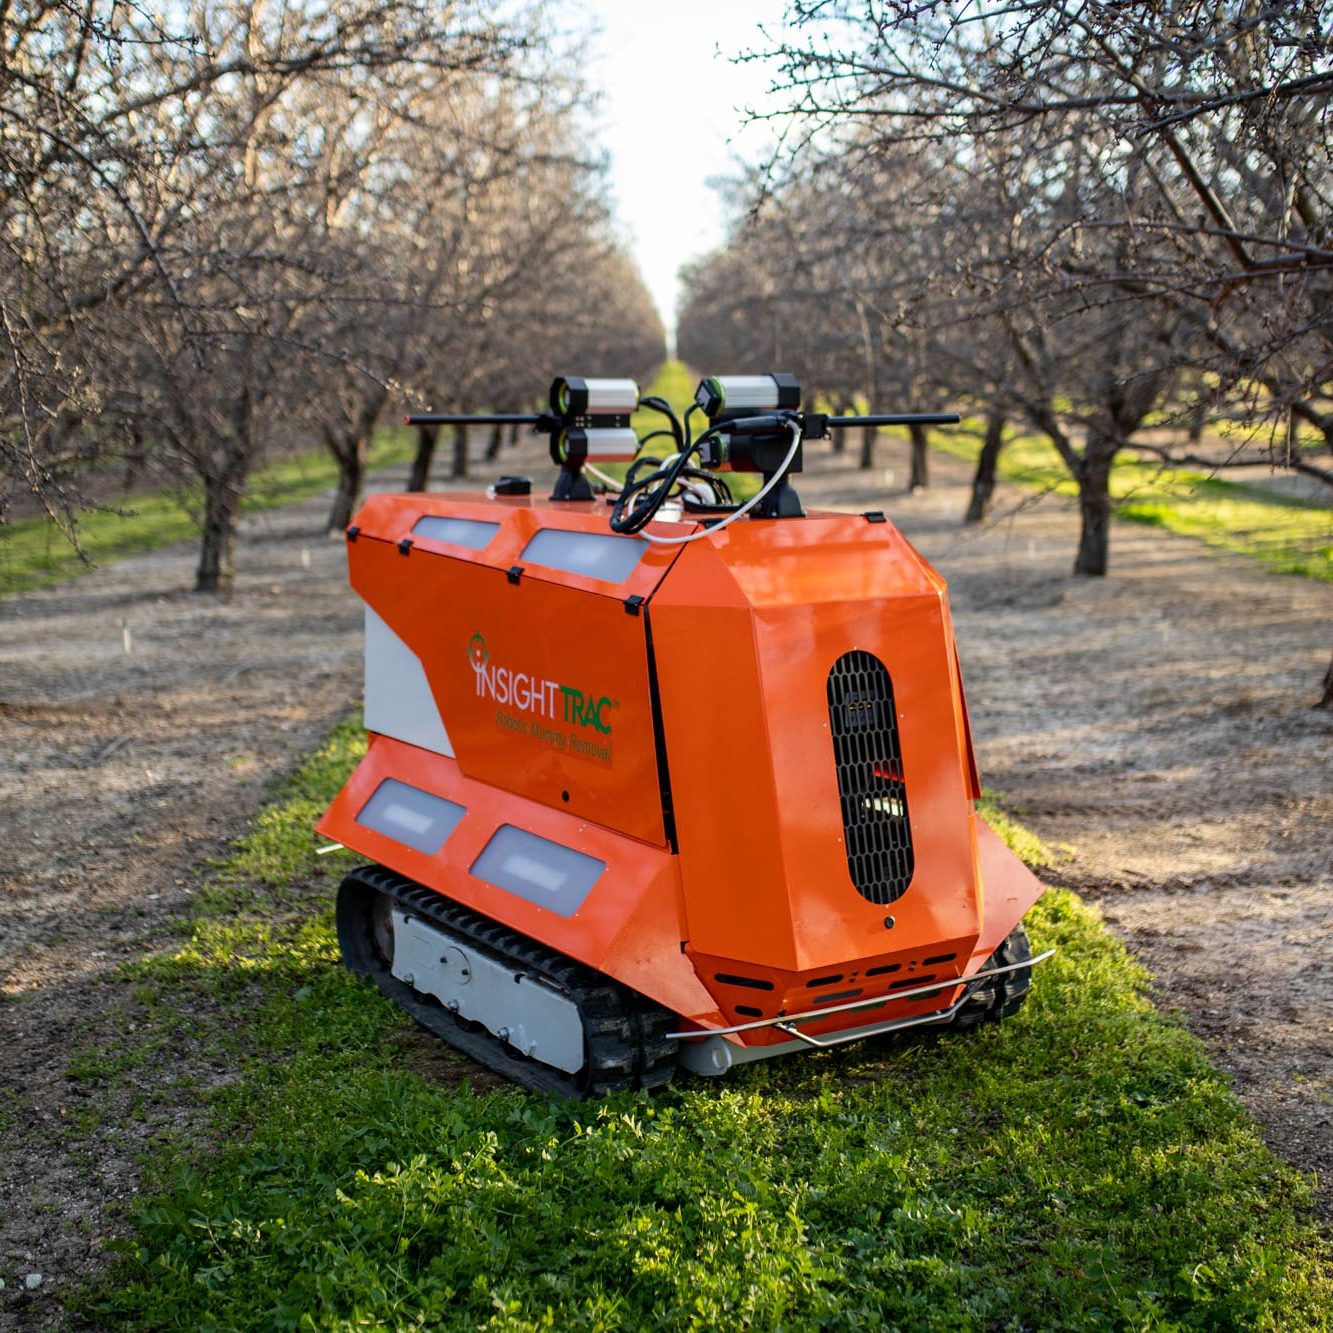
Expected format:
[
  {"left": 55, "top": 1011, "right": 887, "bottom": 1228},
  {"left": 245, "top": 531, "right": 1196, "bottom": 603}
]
[
  {"left": 0, "top": 435, "right": 551, "bottom": 1330},
  {"left": 0, "top": 431, "right": 418, "bottom": 598},
  {"left": 802, "top": 444, "right": 1333, "bottom": 1221}
]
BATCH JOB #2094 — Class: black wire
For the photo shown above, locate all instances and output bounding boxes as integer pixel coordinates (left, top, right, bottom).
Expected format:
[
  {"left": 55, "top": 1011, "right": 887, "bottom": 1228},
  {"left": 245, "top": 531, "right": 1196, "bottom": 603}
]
[
  {"left": 609, "top": 429, "right": 727, "bottom": 535},
  {"left": 637, "top": 396, "right": 684, "bottom": 452},
  {"left": 610, "top": 448, "right": 697, "bottom": 534},
  {"left": 636, "top": 429, "right": 676, "bottom": 450},
  {"left": 625, "top": 454, "right": 665, "bottom": 489},
  {"left": 683, "top": 402, "right": 701, "bottom": 449},
  {"left": 677, "top": 468, "right": 733, "bottom": 505}
]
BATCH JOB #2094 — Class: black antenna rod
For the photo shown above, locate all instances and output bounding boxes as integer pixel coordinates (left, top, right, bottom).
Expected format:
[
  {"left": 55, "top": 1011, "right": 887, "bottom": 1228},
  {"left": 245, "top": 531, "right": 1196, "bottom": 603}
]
[
  {"left": 404, "top": 412, "right": 549, "bottom": 427},
  {"left": 824, "top": 412, "right": 960, "bottom": 428}
]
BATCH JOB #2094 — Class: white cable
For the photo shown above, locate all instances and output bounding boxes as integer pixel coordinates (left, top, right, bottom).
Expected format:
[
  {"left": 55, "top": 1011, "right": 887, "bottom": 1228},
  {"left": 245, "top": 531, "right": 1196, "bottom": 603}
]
[
  {"left": 584, "top": 460, "right": 624, "bottom": 491},
  {"left": 638, "top": 423, "right": 804, "bottom": 546}
]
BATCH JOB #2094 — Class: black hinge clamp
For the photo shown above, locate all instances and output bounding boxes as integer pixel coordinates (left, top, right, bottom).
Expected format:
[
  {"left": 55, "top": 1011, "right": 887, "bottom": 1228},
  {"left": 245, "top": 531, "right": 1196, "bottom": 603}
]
[
  {"left": 863, "top": 511, "right": 887, "bottom": 524},
  {"left": 624, "top": 594, "right": 645, "bottom": 616},
  {"left": 346, "top": 525, "right": 360, "bottom": 542},
  {"left": 397, "top": 537, "right": 414, "bottom": 555},
  {"left": 507, "top": 565, "right": 523, "bottom": 585}
]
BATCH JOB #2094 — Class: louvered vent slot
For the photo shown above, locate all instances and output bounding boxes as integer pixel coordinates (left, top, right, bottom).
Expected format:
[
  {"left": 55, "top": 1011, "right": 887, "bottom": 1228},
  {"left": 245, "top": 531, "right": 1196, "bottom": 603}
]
[{"left": 827, "top": 650, "right": 915, "bottom": 904}]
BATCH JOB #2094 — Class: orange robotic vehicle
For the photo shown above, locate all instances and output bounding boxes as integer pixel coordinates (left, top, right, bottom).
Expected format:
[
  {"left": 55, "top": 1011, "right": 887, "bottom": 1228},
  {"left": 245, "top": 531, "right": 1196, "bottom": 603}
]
[{"left": 318, "top": 374, "right": 1050, "bottom": 1096}]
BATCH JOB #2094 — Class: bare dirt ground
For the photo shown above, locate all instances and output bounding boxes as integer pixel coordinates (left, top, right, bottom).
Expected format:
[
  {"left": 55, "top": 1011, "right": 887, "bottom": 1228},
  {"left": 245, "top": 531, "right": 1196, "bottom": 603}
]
[{"left": 1, "top": 437, "right": 1329, "bottom": 1325}]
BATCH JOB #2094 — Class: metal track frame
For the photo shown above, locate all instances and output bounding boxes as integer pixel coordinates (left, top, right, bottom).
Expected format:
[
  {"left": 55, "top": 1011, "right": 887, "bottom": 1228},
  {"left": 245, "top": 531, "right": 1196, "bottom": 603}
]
[{"left": 338, "top": 865, "right": 677, "bottom": 1099}]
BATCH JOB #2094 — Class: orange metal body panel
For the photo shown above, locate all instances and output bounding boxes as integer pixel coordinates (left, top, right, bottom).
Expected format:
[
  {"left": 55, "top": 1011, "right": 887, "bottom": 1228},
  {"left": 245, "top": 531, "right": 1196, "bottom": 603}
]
[
  {"left": 651, "top": 515, "right": 981, "bottom": 984},
  {"left": 352, "top": 491, "right": 684, "bottom": 600},
  {"left": 349, "top": 496, "right": 684, "bottom": 845},
  {"left": 323, "top": 491, "right": 1043, "bottom": 1051},
  {"left": 316, "top": 734, "right": 725, "bottom": 1027},
  {"left": 966, "top": 820, "right": 1047, "bottom": 970}
]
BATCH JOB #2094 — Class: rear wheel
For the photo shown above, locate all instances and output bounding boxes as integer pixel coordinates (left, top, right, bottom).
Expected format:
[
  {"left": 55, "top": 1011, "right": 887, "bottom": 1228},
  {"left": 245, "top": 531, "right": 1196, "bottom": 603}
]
[{"left": 946, "top": 921, "right": 1033, "bottom": 1030}]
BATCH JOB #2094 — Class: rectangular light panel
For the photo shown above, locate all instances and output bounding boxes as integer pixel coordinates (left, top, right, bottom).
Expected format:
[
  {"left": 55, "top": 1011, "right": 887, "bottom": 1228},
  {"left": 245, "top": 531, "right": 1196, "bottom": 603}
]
[
  {"left": 520, "top": 529, "right": 647, "bottom": 583},
  {"left": 411, "top": 516, "right": 500, "bottom": 549},
  {"left": 356, "top": 779, "right": 466, "bottom": 855},
  {"left": 470, "top": 825, "right": 605, "bottom": 916}
]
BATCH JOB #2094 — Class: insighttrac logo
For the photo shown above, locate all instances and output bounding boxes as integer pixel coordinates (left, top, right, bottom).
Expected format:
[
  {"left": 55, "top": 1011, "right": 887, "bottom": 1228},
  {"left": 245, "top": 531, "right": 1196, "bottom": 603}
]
[{"left": 468, "top": 631, "right": 616, "bottom": 735}]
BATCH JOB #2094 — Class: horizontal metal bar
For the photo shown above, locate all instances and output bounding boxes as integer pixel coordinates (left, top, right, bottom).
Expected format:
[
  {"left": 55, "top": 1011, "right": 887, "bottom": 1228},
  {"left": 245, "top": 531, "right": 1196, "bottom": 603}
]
[
  {"left": 403, "top": 413, "right": 544, "bottom": 426},
  {"left": 775, "top": 998, "right": 966, "bottom": 1049},
  {"left": 825, "top": 412, "right": 961, "bottom": 427},
  {"left": 666, "top": 949, "right": 1055, "bottom": 1042}
]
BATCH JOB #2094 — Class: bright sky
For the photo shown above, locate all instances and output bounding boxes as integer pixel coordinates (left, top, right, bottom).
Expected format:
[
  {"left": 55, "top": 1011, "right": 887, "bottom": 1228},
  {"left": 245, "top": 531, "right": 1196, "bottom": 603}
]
[{"left": 574, "top": 0, "right": 791, "bottom": 345}]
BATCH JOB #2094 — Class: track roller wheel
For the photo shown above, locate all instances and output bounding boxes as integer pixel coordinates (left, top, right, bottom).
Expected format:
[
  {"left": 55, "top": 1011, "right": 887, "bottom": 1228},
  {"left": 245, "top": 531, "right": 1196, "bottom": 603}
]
[{"left": 336, "top": 874, "right": 397, "bottom": 976}]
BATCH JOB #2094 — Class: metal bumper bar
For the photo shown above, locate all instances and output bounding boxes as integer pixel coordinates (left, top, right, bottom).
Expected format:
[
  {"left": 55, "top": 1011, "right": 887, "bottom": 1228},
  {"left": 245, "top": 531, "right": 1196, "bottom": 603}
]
[{"left": 666, "top": 949, "right": 1055, "bottom": 1045}]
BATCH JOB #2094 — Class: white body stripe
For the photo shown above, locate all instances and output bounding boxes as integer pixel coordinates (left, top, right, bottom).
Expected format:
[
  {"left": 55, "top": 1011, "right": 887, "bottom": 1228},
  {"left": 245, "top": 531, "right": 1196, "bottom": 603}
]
[{"left": 363, "top": 605, "right": 454, "bottom": 757}]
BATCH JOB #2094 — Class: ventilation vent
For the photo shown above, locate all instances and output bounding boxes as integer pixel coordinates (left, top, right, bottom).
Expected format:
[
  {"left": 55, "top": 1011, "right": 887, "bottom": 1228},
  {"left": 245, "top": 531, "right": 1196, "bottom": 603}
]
[
  {"left": 714, "top": 972, "right": 774, "bottom": 992},
  {"left": 827, "top": 649, "right": 915, "bottom": 904}
]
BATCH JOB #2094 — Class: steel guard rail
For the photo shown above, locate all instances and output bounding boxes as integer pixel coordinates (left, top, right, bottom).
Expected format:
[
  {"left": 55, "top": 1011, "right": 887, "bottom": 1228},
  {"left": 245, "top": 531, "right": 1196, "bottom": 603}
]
[{"left": 665, "top": 948, "right": 1056, "bottom": 1044}]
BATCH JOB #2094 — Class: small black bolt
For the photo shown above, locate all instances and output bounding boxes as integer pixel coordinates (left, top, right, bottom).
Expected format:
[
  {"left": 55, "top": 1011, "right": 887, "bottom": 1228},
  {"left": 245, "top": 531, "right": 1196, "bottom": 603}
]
[
  {"left": 560, "top": 790, "right": 570, "bottom": 803},
  {"left": 883, "top": 915, "right": 896, "bottom": 929}
]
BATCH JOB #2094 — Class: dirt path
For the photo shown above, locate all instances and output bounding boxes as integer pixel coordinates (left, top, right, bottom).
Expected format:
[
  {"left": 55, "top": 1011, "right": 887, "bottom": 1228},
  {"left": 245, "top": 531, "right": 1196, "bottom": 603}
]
[{"left": 1, "top": 435, "right": 1329, "bottom": 1324}]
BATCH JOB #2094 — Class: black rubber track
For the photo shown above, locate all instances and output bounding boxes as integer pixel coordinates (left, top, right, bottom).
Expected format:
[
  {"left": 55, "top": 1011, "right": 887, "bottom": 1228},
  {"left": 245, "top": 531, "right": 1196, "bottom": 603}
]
[
  {"left": 944, "top": 920, "right": 1034, "bottom": 1030},
  {"left": 336, "top": 864, "right": 678, "bottom": 1099}
]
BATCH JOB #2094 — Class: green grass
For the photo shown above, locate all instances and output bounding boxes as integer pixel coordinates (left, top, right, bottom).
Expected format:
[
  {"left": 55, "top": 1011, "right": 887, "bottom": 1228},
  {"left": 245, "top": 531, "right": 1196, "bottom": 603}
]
[
  {"left": 928, "top": 427, "right": 1333, "bottom": 581},
  {"left": 72, "top": 722, "right": 1330, "bottom": 1330},
  {"left": 0, "top": 431, "right": 416, "bottom": 597},
  {"left": 635, "top": 359, "right": 699, "bottom": 425},
  {"left": 613, "top": 359, "right": 699, "bottom": 477}
]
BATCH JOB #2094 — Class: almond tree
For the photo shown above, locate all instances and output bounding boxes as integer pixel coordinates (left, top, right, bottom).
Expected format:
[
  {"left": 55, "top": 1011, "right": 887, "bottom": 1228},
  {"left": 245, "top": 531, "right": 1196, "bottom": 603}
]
[
  {"left": 0, "top": 0, "right": 536, "bottom": 590},
  {"left": 760, "top": 2, "right": 1331, "bottom": 460}
]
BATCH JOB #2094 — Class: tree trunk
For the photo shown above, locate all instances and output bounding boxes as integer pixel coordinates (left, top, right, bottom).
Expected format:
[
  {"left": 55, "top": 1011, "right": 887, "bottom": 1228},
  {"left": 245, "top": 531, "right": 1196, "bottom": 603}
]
[
  {"left": 965, "top": 412, "right": 1006, "bottom": 524},
  {"left": 326, "top": 435, "right": 366, "bottom": 533},
  {"left": 486, "top": 423, "right": 503, "bottom": 461},
  {"left": 908, "top": 422, "right": 930, "bottom": 491},
  {"left": 121, "top": 426, "right": 144, "bottom": 492},
  {"left": 1319, "top": 652, "right": 1333, "bottom": 710},
  {"left": 1186, "top": 404, "right": 1206, "bottom": 445},
  {"left": 450, "top": 422, "right": 468, "bottom": 479},
  {"left": 858, "top": 424, "right": 877, "bottom": 470},
  {"left": 196, "top": 385, "right": 255, "bottom": 593},
  {"left": 1074, "top": 426, "right": 1117, "bottom": 576},
  {"left": 196, "top": 471, "right": 239, "bottom": 595},
  {"left": 408, "top": 425, "right": 437, "bottom": 491},
  {"left": 831, "top": 401, "right": 850, "bottom": 454}
]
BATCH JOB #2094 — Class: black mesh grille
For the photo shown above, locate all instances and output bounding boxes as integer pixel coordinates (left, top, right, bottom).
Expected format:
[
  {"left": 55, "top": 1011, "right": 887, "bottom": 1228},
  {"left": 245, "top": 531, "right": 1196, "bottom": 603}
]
[{"left": 827, "top": 650, "right": 914, "bottom": 904}]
